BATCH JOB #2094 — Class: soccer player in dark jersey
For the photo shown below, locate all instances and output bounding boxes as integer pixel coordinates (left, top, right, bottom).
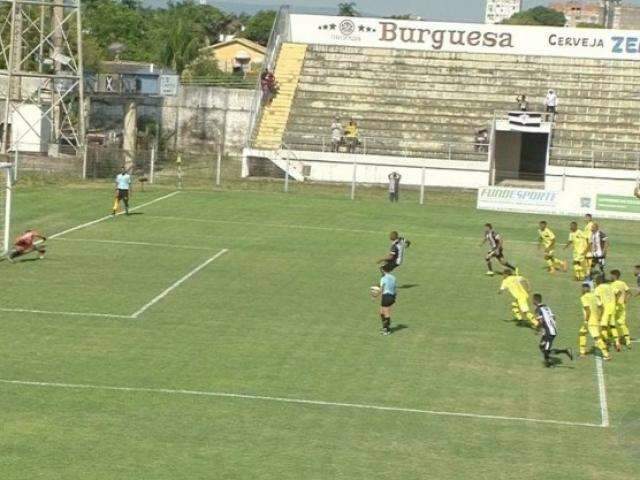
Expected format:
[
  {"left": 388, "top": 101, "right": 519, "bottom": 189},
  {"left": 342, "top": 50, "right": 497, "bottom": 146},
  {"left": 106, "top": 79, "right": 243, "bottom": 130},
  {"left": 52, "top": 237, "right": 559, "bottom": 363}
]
[
  {"left": 533, "top": 293, "right": 573, "bottom": 368},
  {"left": 377, "top": 231, "right": 410, "bottom": 273},
  {"left": 6, "top": 229, "right": 47, "bottom": 262},
  {"left": 480, "top": 223, "right": 517, "bottom": 276}
]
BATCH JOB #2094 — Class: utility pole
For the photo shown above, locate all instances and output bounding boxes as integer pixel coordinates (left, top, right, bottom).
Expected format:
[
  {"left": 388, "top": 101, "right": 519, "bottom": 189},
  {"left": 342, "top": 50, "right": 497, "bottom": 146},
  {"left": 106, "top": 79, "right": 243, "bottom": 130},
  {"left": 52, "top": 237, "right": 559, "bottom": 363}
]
[
  {"left": 601, "top": 0, "right": 622, "bottom": 29},
  {"left": 0, "top": 0, "right": 85, "bottom": 155}
]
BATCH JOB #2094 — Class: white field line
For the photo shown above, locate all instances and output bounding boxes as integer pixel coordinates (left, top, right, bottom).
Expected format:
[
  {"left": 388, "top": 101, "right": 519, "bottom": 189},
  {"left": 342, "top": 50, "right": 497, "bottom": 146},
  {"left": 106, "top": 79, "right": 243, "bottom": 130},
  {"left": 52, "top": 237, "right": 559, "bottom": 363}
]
[
  {"left": 595, "top": 357, "right": 610, "bottom": 428},
  {"left": 49, "top": 191, "right": 180, "bottom": 239},
  {"left": 53, "top": 237, "right": 214, "bottom": 252},
  {"left": 130, "top": 249, "right": 228, "bottom": 318},
  {"left": 0, "top": 307, "right": 131, "bottom": 319},
  {"left": 0, "top": 378, "right": 603, "bottom": 429},
  {"left": 147, "top": 215, "right": 539, "bottom": 245}
]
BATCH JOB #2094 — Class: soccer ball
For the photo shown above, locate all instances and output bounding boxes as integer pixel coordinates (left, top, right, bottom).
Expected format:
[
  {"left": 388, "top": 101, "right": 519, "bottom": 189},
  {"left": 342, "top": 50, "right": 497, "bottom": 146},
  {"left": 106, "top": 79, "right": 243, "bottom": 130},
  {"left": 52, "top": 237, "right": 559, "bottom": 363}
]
[{"left": 370, "top": 286, "right": 381, "bottom": 297}]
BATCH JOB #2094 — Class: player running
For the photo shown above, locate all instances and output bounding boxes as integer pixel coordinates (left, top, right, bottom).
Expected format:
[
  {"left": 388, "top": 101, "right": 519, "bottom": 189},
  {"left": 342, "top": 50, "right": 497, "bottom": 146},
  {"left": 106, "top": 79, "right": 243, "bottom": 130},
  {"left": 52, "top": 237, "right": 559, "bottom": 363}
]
[
  {"left": 6, "top": 229, "right": 47, "bottom": 262},
  {"left": 610, "top": 269, "right": 632, "bottom": 348},
  {"left": 588, "top": 223, "right": 608, "bottom": 277},
  {"left": 377, "top": 231, "right": 411, "bottom": 274},
  {"left": 579, "top": 282, "right": 610, "bottom": 360},
  {"left": 480, "top": 223, "right": 517, "bottom": 276},
  {"left": 379, "top": 264, "right": 397, "bottom": 336},
  {"left": 532, "top": 294, "right": 573, "bottom": 368},
  {"left": 112, "top": 166, "right": 132, "bottom": 216},
  {"left": 594, "top": 275, "right": 620, "bottom": 351},
  {"left": 564, "top": 221, "right": 589, "bottom": 281},
  {"left": 538, "top": 221, "right": 567, "bottom": 273},
  {"left": 498, "top": 269, "right": 539, "bottom": 329}
]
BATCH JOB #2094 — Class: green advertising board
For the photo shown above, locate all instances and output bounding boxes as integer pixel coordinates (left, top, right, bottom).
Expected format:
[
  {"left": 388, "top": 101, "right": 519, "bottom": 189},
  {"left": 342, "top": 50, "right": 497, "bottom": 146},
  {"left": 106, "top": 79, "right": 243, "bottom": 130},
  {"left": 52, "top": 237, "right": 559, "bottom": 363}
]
[{"left": 596, "top": 194, "right": 640, "bottom": 214}]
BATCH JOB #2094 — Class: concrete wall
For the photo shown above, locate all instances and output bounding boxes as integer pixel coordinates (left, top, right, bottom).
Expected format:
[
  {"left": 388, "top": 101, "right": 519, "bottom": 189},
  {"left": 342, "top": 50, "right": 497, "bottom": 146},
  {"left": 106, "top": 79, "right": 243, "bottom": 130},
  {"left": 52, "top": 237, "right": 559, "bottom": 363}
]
[{"left": 89, "top": 85, "right": 255, "bottom": 156}]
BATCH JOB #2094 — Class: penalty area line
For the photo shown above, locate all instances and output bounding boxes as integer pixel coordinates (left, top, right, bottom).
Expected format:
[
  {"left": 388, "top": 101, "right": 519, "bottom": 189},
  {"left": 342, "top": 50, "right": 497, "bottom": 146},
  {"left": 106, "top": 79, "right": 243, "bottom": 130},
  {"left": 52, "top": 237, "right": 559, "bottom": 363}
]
[
  {"left": 53, "top": 237, "right": 215, "bottom": 252},
  {"left": 0, "top": 378, "right": 603, "bottom": 429},
  {"left": 49, "top": 191, "right": 180, "bottom": 240},
  {"left": 0, "top": 307, "right": 132, "bottom": 319},
  {"left": 130, "top": 248, "right": 228, "bottom": 318}
]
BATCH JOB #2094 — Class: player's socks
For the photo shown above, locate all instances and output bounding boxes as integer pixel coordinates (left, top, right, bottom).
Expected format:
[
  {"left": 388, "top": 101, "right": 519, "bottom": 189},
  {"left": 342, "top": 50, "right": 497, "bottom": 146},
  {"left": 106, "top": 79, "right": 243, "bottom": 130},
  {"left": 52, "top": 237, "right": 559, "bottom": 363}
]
[
  {"left": 525, "top": 312, "right": 539, "bottom": 328},
  {"left": 579, "top": 330, "right": 588, "bottom": 355},
  {"left": 551, "top": 348, "right": 573, "bottom": 360},
  {"left": 619, "top": 324, "right": 630, "bottom": 346},
  {"left": 383, "top": 317, "right": 391, "bottom": 333},
  {"left": 596, "top": 337, "right": 610, "bottom": 359},
  {"left": 505, "top": 262, "right": 517, "bottom": 270},
  {"left": 511, "top": 302, "right": 523, "bottom": 321}
]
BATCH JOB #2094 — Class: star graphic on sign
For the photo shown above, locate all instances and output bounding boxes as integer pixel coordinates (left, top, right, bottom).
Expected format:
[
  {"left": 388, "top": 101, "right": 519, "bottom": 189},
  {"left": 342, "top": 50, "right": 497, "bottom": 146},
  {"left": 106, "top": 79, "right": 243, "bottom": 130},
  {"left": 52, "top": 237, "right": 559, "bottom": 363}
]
[
  {"left": 366, "top": 27, "right": 373, "bottom": 32},
  {"left": 358, "top": 25, "right": 365, "bottom": 32},
  {"left": 329, "top": 23, "right": 336, "bottom": 30}
]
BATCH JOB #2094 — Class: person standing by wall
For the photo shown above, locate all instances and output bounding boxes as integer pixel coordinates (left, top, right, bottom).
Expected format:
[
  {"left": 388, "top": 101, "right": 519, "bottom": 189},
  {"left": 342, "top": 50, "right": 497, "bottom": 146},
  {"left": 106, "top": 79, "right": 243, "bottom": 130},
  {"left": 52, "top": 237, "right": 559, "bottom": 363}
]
[{"left": 388, "top": 172, "right": 401, "bottom": 202}]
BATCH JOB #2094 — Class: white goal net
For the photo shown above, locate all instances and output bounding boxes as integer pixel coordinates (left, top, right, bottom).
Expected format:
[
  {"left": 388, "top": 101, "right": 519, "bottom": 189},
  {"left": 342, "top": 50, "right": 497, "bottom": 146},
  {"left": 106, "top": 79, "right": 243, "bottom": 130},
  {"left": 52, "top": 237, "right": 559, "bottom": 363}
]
[{"left": 0, "top": 163, "right": 12, "bottom": 254}]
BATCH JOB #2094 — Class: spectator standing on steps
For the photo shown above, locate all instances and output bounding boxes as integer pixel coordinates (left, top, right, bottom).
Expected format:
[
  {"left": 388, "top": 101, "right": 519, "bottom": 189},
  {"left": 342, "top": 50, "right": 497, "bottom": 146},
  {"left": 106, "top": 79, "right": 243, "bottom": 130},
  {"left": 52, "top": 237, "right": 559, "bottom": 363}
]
[
  {"left": 331, "top": 116, "right": 343, "bottom": 152},
  {"left": 545, "top": 89, "right": 558, "bottom": 121},
  {"left": 344, "top": 118, "right": 359, "bottom": 153},
  {"left": 516, "top": 94, "right": 528, "bottom": 112},
  {"left": 388, "top": 172, "right": 401, "bottom": 202}
]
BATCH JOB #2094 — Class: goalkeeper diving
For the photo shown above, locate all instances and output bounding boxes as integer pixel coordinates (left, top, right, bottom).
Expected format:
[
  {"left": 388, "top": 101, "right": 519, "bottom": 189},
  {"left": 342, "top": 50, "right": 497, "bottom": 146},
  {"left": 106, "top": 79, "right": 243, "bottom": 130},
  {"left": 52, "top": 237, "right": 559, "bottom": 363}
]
[{"left": 6, "top": 229, "right": 47, "bottom": 262}]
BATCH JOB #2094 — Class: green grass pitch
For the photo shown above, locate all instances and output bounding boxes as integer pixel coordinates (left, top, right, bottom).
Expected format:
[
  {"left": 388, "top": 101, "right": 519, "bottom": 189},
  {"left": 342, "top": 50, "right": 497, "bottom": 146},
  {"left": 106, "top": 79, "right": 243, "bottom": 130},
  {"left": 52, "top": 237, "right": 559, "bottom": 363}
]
[{"left": 1, "top": 183, "right": 638, "bottom": 479}]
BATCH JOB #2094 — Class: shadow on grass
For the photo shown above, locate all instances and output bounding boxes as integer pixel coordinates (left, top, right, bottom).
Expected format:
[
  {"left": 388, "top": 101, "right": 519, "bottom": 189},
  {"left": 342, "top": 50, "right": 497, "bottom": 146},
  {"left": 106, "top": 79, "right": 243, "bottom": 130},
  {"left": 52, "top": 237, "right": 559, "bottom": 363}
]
[
  {"left": 397, "top": 284, "right": 419, "bottom": 290},
  {"left": 390, "top": 324, "right": 409, "bottom": 334}
]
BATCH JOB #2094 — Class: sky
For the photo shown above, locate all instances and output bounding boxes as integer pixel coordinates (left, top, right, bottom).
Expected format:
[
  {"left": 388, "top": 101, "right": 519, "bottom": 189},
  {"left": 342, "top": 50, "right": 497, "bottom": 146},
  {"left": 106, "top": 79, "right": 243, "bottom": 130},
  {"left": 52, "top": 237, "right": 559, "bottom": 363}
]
[{"left": 208, "top": 0, "right": 640, "bottom": 23}]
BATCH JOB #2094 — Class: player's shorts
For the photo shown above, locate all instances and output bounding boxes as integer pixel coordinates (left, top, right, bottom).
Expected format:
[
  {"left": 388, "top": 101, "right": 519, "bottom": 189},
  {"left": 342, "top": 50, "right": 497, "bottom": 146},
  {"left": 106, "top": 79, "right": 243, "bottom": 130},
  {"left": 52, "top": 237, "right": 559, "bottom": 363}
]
[
  {"left": 382, "top": 261, "right": 398, "bottom": 272},
  {"left": 117, "top": 189, "right": 129, "bottom": 201},
  {"left": 487, "top": 248, "right": 504, "bottom": 259},
  {"left": 381, "top": 294, "right": 396, "bottom": 307},
  {"left": 600, "top": 307, "right": 616, "bottom": 327},
  {"left": 539, "top": 334, "right": 556, "bottom": 352},
  {"left": 573, "top": 253, "right": 586, "bottom": 263},
  {"left": 514, "top": 295, "right": 530, "bottom": 313},
  {"left": 584, "top": 321, "right": 601, "bottom": 339},
  {"left": 14, "top": 240, "right": 33, "bottom": 251},
  {"left": 544, "top": 247, "right": 555, "bottom": 257},
  {"left": 591, "top": 255, "right": 606, "bottom": 269}
]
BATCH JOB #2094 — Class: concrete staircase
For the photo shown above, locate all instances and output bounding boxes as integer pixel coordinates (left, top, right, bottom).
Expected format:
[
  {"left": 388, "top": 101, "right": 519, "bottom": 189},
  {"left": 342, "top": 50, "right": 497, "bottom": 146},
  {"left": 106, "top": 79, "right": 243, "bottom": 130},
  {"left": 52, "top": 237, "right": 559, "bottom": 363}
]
[
  {"left": 275, "top": 45, "right": 640, "bottom": 169},
  {"left": 254, "top": 43, "right": 308, "bottom": 150}
]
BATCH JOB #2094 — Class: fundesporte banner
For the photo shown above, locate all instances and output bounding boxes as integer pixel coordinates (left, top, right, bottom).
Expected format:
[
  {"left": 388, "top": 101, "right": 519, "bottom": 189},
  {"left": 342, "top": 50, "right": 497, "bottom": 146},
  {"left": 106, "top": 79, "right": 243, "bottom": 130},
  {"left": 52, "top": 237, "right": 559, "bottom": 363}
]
[{"left": 289, "top": 14, "right": 640, "bottom": 61}]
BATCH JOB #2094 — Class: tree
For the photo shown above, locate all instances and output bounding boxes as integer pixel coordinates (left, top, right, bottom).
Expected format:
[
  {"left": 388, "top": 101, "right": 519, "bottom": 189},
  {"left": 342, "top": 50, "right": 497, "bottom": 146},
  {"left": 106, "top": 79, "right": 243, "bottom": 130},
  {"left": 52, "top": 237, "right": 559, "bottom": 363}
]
[
  {"left": 160, "top": 18, "right": 200, "bottom": 73},
  {"left": 338, "top": 2, "right": 359, "bottom": 17},
  {"left": 502, "top": 6, "right": 566, "bottom": 26},
  {"left": 242, "top": 10, "right": 276, "bottom": 46}
]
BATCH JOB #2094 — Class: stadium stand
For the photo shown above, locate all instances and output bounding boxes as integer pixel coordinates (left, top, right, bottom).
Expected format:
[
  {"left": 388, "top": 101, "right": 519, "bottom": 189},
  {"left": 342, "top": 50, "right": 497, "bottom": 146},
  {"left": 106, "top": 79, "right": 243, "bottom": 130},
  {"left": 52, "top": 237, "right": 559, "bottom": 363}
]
[{"left": 252, "top": 43, "right": 640, "bottom": 170}]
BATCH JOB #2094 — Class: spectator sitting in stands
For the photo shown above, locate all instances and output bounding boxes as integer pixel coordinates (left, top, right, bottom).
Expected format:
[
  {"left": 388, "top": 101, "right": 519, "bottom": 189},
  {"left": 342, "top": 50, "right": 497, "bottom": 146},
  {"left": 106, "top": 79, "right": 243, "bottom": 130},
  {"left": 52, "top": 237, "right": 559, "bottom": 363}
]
[
  {"left": 344, "top": 118, "right": 359, "bottom": 153},
  {"left": 331, "top": 116, "right": 343, "bottom": 152},
  {"left": 545, "top": 89, "right": 558, "bottom": 121},
  {"left": 516, "top": 94, "right": 528, "bottom": 112},
  {"left": 474, "top": 129, "right": 489, "bottom": 153}
]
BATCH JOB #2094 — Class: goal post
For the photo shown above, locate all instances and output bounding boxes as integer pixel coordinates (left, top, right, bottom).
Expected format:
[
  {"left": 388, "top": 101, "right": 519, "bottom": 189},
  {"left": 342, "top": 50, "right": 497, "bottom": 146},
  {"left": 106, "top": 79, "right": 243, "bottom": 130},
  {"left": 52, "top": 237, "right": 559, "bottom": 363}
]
[{"left": 0, "top": 163, "right": 12, "bottom": 255}]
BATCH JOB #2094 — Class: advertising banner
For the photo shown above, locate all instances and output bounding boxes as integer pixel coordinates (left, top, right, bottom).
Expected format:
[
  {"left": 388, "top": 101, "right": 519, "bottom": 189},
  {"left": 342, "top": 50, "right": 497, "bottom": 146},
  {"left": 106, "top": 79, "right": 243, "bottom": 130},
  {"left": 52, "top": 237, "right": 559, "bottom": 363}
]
[
  {"left": 478, "top": 187, "right": 640, "bottom": 221},
  {"left": 290, "top": 14, "right": 640, "bottom": 61}
]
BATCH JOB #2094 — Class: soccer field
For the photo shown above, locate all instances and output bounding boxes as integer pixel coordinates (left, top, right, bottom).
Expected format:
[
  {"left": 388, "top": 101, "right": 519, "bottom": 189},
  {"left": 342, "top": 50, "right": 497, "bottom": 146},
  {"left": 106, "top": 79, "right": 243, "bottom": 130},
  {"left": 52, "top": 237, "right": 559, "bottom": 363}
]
[{"left": 1, "top": 183, "right": 638, "bottom": 479}]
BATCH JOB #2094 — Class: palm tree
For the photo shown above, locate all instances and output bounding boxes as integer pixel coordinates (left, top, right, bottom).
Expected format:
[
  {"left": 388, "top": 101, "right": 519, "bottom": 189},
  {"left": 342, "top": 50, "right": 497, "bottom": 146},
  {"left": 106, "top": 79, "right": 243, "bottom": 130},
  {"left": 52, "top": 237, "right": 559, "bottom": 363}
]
[
  {"left": 161, "top": 19, "right": 200, "bottom": 74},
  {"left": 338, "top": 2, "right": 359, "bottom": 17}
]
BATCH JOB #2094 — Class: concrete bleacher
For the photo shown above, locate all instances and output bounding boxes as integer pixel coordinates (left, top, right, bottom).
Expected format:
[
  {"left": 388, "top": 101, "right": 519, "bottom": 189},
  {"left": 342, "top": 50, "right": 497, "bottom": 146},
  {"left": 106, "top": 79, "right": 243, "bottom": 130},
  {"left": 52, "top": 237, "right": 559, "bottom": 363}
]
[{"left": 266, "top": 44, "right": 640, "bottom": 169}]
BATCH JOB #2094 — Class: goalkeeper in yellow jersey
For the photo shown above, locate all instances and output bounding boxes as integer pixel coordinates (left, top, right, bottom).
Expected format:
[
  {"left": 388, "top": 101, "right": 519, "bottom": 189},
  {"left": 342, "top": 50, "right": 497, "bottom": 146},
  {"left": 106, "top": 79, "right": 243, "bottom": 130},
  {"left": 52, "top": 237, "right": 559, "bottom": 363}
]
[
  {"left": 579, "top": 283, "right": 610, "bottom": 360},
  {"left": 538, "top": 221, "right": 567, "bottom": 273},
  {"left": 610, "top": 269, "right": 632, "bottom": 348},
  {"left": 594, "top": 275, "right": 621, "bottom": 351},
  {"left": 498, "top": 269, "right": 540, "bottom": 329},
  {"left": 564, "top": 221, "right": 589, "bottom": 281}
]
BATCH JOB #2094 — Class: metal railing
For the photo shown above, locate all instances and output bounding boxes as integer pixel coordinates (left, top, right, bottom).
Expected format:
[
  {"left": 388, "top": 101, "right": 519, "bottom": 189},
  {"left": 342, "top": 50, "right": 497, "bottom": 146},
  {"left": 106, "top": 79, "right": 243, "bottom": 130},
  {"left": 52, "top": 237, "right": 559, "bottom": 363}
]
[
  {"left": 284, "top": 133, "right": 490, "bottom": 160},
  {"left": 245, "top": 5, "right": 291, "bottom": 147}
]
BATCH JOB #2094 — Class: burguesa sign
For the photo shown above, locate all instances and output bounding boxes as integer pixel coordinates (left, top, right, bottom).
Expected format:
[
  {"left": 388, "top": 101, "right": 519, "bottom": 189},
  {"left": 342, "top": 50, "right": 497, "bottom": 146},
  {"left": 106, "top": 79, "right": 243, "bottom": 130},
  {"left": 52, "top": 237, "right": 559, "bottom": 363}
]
[{"left": 290, "top": 14, "right": 640, "bottom": 61}]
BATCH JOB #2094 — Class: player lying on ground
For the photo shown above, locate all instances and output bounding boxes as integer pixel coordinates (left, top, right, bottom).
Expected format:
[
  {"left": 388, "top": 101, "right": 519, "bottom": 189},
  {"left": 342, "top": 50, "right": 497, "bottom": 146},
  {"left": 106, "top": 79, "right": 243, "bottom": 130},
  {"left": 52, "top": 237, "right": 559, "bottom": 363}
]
[
  {"left": 377, "top": 231, "right": 410, "bottom": 274},
  {"left": 498, "top": 269, "right": 540, "bottom": 329},
  {"left": 480, "top": 223, "right": 517, "bottom": 276},
  {"left": 533, "top": 294, "right": 573, "bottom": 368},
  {"left": 537, "top": 221, "right": 567, "bottom": 274},
  {"left": 6, "top": 229, "right": 46, "bottom": 262}
]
